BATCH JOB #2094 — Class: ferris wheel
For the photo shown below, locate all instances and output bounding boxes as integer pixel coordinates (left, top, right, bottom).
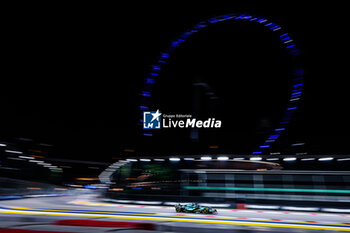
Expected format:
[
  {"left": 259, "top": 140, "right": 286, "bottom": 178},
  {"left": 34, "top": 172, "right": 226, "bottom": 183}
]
[{"left": 140, "top": 14, "right": 303, "bottom": 154}]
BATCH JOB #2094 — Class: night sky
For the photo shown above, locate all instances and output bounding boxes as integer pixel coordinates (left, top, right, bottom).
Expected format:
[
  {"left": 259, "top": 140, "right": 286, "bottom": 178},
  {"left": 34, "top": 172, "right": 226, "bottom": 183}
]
[{"left": 1, "top": 3, "right": 349, "bottom": 161}]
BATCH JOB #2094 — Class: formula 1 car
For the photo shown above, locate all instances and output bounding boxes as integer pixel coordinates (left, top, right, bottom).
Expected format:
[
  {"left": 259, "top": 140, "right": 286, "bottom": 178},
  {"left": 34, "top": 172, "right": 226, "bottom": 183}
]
[{"left": 175, "top": 203, "right": 217, "bottom": 214}]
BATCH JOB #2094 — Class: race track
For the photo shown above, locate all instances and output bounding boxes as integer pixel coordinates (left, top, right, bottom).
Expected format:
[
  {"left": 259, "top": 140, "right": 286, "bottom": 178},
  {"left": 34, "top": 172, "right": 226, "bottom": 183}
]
[{"left": 0, "top": 194, "right": 349, "bottom": 232}]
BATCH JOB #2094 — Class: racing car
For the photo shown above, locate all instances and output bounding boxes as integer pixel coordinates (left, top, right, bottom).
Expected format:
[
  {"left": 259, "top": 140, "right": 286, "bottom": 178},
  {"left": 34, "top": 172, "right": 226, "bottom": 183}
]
[{"left": 175, "top": 203, "right": 217, "bottom": 214}]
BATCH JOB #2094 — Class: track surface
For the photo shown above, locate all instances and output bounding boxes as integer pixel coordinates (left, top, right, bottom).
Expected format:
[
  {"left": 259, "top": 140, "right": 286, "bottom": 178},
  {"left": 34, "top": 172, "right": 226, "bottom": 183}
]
[{"left": 0, "top": 194, "right": 350, "bottom": 232}]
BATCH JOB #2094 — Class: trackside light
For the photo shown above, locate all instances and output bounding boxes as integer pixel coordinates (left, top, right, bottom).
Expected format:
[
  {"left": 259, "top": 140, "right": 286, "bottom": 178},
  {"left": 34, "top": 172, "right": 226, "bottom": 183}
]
[
  {"left": 217, "top": 156, "right": 229, "bottom": 161},
  {"left": 19, "top": 156, "right": 35, "bottom": 159},
  {"left": 38, "top": 162, "right": 50, "bottom": 166},
  {"left": 283, "top": 157, "right": 296, "bottom": 161},
  {"left": 337, "top": 158, "right": 350, "bottom": 161},
  {"left": 250, "top": 157, "right": 262, "bottom": 161},
  {"left": 5, "top": 150, "right": 23, "bottom": 154},
  {"left": 184, "top": 158, "right": 194, "bottom": 161},
  {"left": 234, "top": 157, "right": 245, "bottom": 160},
  {"left": 44, "top": 165, "right": 57, "bottom": 168},
  {"left": 140, "top": 159, "right": 151, "bottom": 162},
  {"left": 201, "top": 156, "right": 212, "bottom": 161},
  {"left": 169, "top": 158, "right": 180, "bottom": 161},
  {"left": 29, "top": 160, "right": 44, "bottom": 163},
  {"left": 301, "top": 158, "right": 315, "bottom": 161},
  {"left": 126, "top": 159, "right": 138, "bottom": 162},
  {"left": 318, "top": 157, "right": 334, "bottom": 161},
  {"left": 266, "top": 158, "right": 279, "bottom": 161}
]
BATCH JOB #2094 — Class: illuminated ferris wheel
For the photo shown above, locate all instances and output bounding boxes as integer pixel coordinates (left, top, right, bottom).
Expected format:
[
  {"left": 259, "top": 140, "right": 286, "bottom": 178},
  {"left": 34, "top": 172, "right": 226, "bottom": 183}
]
[{"left": 140, "top": 14, "right": 303, "bottom": 154}]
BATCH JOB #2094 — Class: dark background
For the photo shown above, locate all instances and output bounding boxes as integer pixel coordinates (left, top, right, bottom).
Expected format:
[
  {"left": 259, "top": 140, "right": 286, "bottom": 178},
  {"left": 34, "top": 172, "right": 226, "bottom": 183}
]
[{"left": 1, "top": 3, "right": 349, "bottom": 160}]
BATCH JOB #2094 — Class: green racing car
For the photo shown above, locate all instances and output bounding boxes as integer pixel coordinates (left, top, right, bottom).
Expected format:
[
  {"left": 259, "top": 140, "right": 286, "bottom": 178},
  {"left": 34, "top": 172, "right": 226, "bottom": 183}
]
[{"left": 175, "top": 203, "right": 217, "bottom": 214}]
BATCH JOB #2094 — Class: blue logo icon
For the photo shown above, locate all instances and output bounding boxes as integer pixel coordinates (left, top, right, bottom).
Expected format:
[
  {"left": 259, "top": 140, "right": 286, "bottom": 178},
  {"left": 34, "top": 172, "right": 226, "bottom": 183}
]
[{"left": 143, "top": 110, "right": 162, "bottom": 129}]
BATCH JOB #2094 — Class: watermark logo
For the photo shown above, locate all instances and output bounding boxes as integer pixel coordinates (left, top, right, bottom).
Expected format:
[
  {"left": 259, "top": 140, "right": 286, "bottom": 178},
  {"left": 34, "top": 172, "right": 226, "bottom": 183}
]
[
  {"left": 143, "top": 110, "right": 222, "bottom": 129},
  {"left": 143, "top": 110, "right": 162, "bottom": 129}
]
